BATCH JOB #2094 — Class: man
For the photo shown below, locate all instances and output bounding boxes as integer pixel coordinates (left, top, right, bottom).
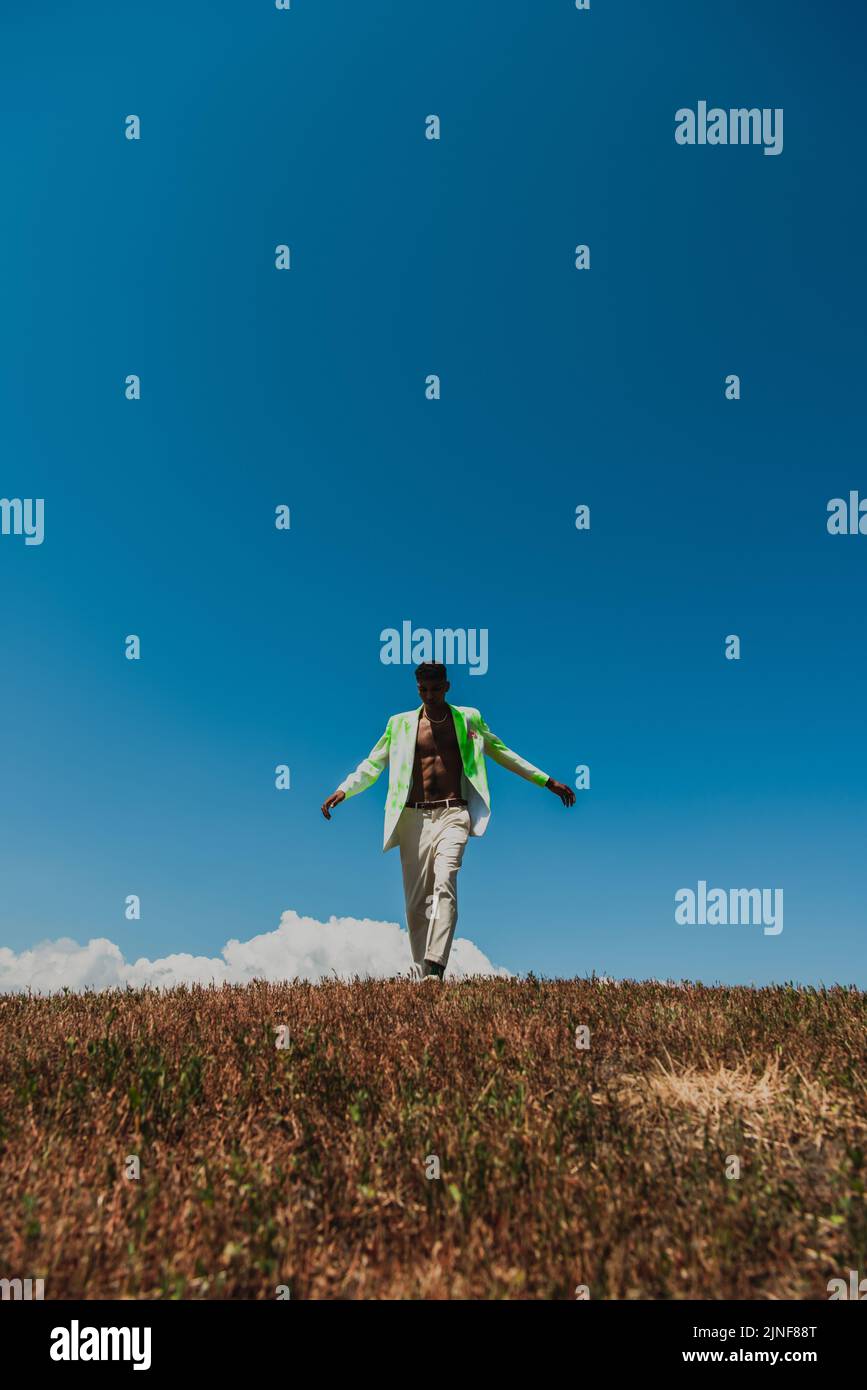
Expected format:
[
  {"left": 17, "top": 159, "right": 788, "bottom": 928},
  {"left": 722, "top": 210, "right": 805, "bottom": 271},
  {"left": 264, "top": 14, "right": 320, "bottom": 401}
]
[{"left": 320, "top": 663, "right": 575, "bottom": 981}]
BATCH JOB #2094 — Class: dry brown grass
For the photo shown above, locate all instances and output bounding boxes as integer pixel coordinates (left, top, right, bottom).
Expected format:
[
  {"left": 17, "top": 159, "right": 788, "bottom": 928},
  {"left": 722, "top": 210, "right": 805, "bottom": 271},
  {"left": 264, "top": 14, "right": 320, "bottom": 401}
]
[{"left": 0, "top": 977, "right": 865, "bottom": 1299}]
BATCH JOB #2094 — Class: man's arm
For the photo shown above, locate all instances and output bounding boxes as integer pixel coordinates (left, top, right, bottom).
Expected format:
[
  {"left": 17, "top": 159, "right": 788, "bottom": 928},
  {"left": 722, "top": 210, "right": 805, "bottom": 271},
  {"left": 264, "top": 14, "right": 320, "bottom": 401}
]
[
  {"left": 476, "top": 713, "right": 576, "bottom": 807},
  {"left": 321, "top": 719, "right": 392, "bottom": 819}
]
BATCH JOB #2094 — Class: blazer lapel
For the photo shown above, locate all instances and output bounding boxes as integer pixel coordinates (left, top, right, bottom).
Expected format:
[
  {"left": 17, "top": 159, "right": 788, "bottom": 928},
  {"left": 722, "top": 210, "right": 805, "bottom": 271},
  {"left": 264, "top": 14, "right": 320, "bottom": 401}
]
[
  {"left": 450, "top": 704, "right": 473, "bottom": 775},
  {"left": 406, "top": 705, "right": 423, "bottom": 771}
]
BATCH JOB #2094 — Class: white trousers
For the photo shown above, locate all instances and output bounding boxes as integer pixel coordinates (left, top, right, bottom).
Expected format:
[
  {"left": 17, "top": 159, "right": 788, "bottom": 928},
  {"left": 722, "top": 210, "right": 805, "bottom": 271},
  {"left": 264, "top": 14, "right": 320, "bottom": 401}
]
[{"left": 396, "top": 804, "right": 471, "bottom": 971}]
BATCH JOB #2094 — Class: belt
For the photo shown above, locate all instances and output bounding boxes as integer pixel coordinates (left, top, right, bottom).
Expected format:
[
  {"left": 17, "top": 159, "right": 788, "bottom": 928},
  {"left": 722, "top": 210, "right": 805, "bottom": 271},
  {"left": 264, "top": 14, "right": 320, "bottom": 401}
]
[{"left": 405, "top": 798, "right": 467, "bottom": 810}]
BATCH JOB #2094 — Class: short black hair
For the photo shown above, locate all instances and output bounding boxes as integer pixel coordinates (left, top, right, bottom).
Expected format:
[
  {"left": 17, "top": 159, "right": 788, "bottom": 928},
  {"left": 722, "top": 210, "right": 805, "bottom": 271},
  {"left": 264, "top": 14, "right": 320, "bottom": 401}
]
[{"left": 415, "top": 662, "right": 448, "bottom": 682}]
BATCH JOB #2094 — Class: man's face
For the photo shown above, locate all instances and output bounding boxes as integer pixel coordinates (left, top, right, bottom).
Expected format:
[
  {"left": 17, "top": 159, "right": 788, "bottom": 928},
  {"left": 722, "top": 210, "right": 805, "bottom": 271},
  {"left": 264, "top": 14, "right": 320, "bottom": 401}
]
[{"left": 417, "top": 677, "right": 449, "bottom": 708}]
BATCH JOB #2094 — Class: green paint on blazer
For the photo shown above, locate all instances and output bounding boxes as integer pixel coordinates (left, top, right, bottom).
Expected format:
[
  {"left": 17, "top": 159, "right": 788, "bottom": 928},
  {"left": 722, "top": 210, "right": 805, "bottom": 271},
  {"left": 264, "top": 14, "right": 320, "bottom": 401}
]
[{"left": 337, "top": 705, "right": 549, "bottom": 851}]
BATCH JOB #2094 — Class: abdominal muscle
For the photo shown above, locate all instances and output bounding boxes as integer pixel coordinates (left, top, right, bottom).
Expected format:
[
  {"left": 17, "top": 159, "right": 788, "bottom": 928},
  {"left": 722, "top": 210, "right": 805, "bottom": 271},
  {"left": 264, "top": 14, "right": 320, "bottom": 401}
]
[{"left": 408, "top": 710, "right": 464, "bottom": 801}]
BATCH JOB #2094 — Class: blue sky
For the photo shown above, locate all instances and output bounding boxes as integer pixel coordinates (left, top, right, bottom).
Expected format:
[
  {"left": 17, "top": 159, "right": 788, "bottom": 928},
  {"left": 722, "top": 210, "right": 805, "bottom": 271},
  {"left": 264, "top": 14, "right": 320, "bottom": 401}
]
[{"left": 2, "top": 0, "right": 865, "bottom": 986}]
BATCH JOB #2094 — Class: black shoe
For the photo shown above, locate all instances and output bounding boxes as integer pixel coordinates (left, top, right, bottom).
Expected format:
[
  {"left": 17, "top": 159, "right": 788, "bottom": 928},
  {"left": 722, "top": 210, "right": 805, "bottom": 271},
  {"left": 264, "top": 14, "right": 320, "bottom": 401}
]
[{"left": 424, "top": 960, "right": 445, "bottom": 979}]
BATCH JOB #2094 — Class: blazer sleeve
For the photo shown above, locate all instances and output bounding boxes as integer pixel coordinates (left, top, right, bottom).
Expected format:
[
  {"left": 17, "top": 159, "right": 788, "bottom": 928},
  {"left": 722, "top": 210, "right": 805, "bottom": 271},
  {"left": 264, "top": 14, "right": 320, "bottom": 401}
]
[
  {"left": 336, "top": 719, "right": 392, "bottom": 799},
  {"left": 476, "top": 712, "right": 549, "bottom": 786}
]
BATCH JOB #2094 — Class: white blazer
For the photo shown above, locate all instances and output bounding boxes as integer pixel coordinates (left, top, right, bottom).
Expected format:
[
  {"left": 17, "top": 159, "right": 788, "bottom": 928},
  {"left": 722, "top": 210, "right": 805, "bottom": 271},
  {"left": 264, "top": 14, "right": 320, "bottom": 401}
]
[{"left": 337, "top": 704, "right": 550, "bottom": 851}]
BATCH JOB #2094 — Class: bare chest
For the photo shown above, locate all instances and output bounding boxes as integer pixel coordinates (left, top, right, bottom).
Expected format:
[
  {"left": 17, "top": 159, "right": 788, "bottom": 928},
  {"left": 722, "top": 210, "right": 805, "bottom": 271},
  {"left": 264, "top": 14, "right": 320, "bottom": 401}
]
[{"left": 414, "top": 712, "right": 460, "bottom": 762}]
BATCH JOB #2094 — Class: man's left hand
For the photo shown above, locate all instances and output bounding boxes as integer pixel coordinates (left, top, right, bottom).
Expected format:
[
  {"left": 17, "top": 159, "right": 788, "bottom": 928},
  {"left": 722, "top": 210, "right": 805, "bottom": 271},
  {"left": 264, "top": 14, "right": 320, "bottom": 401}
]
[{"left": 546, "top": 778, "right": 576, "bottom": 807}]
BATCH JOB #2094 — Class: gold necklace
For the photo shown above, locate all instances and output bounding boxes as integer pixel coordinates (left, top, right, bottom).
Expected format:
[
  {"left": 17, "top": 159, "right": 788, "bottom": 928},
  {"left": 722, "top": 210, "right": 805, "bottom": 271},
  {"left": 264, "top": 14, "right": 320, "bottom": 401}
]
[{"left": 423, "top": 706, "right": 449, "bottom": 724}]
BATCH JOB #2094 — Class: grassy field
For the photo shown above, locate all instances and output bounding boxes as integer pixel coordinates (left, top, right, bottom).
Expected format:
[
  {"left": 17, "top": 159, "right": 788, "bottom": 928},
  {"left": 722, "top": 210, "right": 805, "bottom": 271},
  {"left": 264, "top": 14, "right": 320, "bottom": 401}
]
[{"left": 1, "top": 977, "right": 865, "bottom": 1299}]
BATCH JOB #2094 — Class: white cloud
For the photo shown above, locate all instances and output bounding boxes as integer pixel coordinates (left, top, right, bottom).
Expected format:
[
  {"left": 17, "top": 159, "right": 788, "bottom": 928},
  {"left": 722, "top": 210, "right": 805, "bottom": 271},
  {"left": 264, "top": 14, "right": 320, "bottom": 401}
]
[{"left": 0, "top": 910, "right": 512, "bottom": 994}]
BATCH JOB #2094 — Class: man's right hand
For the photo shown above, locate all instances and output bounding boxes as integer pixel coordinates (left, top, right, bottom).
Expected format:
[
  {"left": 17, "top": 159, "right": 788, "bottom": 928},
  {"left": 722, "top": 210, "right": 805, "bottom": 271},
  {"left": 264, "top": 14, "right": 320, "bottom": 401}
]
[{"left": 320, "top": 790, "right": 346, "bottom": 820}]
